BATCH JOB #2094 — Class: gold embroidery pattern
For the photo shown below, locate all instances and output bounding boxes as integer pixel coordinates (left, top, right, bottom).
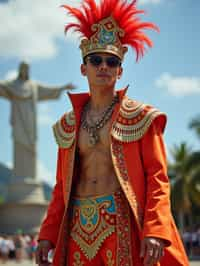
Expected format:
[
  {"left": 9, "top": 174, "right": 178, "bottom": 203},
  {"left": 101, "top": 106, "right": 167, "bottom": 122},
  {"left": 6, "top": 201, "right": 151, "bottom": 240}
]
[
  {"left": 111, "top": 97, "right": 165, "bottom": 142},
  {"left": 70, "top": 195, "right": 116, "bottom": 260},
  {"left": 115, "top": 190, "right": 133, "bottom": 266},
  {"left": 73, "top": 252, "right": 84, "bottom": 266},
  {"left": 65, "top": 143, "right": 76, "bottom": 201},
  {"left": 111, "top": 140, "right": 143, "bottom": 230},
  {"left": 53, "top": 111, "right": 76, "bottom": 148},
  {"left": 80, "top": 16, "right": 127, "bottom": 60},
  {"left": 60, "top": 144, "right": 76, "bottom": 265},
  {"left": 106, "top": 249, "right": 114, "bottom": 266},
  {"left": 58, "top": 208, "right": 70, "bottom": 266}
]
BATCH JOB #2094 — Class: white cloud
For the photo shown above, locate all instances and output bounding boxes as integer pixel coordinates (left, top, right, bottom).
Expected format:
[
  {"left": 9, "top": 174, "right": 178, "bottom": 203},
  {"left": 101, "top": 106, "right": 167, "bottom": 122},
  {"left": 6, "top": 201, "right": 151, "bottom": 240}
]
[
  {"left": 0, "top": 0, "right": 79, "bottom": 61},
  {"left": 4, "top": 70, "right": 17, "bottom": 80},
  {"left": 38, "top": 104, "right": 54, "bottom": 126},
  {"left": 37, "top": 160, "right": 54, "bottom": 186},
  {"left": 6, "top": 161, "right": 12, "bottom": 169},
  {"left": 138, "top": 0, "right": 162, "bottom": 5},
  {"left": 155, "top": 73, "right": 200, "bottom": 96},
  {"left": 0, "top": 0, "right": 162, "bottom": 62}
]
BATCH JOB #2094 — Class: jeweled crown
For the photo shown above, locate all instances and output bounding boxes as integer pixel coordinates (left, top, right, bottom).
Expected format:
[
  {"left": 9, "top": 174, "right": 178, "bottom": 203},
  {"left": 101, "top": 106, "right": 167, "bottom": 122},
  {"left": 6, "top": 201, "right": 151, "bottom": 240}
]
[
  {"left": 80, "top": 16, "right": 128, "bottom": 60},
  {"left": 62, "top": 0, "right": 158, "bottom": 61}
]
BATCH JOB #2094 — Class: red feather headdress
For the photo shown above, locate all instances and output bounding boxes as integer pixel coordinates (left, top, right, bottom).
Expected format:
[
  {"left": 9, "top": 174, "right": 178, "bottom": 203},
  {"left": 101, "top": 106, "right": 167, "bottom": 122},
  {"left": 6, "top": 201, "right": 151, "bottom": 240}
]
[{"left": 62, "top": 0, "right": 159, "bottom": 61}]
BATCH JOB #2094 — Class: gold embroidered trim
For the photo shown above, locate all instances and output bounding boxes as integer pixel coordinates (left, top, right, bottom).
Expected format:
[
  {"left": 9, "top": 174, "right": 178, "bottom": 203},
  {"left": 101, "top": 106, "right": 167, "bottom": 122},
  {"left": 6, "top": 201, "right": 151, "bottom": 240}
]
[
  {"left": 106, "top": 250, "right": 114, "bottom": 266},
  {"left": 111, "top": 140, "right": 143, "bottom": 231},
  {"left": 71, "top": 228, "right": 115, "bottom": 261},
  {"left": 58, "top": 144, "right": 77, "bottom": 265},
  {"left": 111, "top": 97, "right": 165, "bottom": 142},
  {"left": 65, "top": 143, "right": 76, "bottom": 204},
  {"left": 73, "top": 252, "right": 84, "bottom": 266},
  {"left": 66, "top": 110, "right": 76, "bottom": 126},
  {"left": 53, "top": 111, "right": 76, "bottom": 148},
  {"left": 70, "top": 196, "right": 116, "bottom": 261},
  {"left": 80, "top": 16, "right": 127, "bottom": 60},
  {"left": 115, "top": 191, "right": 133, "bottom": 266},
  {"left": 72, "top": 215, "right": 113, "bottom": 241}
]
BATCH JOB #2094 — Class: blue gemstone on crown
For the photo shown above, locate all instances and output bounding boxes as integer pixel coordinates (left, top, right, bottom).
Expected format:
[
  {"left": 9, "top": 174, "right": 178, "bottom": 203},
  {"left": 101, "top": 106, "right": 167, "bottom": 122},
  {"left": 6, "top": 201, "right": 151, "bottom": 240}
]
[{"left": 99, "top": 28, "right": 115, "bottom": 45}]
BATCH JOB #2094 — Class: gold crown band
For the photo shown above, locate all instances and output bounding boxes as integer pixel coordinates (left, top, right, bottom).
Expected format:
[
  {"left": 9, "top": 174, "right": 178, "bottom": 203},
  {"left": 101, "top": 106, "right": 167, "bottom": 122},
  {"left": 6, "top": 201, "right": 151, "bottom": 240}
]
[{"left": 79, "top": 16, "right": 128, "bottom": 60}]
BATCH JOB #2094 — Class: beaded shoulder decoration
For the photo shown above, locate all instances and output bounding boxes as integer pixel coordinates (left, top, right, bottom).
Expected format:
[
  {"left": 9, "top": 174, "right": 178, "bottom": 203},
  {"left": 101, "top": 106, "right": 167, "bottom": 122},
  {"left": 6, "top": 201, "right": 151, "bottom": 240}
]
[
  {"left": 53, "top": 111, "right": 76, "bottom": 148},
  {"left": 111, "top": 97, "right": 166, "bottom": 142}
]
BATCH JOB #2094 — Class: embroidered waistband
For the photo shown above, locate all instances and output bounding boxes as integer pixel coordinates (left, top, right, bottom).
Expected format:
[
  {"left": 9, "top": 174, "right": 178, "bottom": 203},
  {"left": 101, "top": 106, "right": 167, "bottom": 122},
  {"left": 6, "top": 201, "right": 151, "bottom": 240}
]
[
  {"left": 71, "top": 189, "right": 123, "bottom": 200},
  {"left": 69, "top": 192, "right": 121, "bottom": 260}
]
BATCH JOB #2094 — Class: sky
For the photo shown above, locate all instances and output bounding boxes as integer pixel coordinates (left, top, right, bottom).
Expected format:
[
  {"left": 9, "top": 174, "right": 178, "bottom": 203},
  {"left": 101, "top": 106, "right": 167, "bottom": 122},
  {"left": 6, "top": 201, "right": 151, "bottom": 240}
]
[{"left": 0, "top": 0, "right": 200, "bottom": 186}]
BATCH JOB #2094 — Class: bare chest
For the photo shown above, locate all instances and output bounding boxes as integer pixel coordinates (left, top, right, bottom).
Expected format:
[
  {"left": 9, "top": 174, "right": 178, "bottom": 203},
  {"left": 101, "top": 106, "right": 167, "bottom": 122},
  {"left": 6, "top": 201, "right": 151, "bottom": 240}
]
[{"left": 78, "top": 121, "right": 111, "bottom": 154}]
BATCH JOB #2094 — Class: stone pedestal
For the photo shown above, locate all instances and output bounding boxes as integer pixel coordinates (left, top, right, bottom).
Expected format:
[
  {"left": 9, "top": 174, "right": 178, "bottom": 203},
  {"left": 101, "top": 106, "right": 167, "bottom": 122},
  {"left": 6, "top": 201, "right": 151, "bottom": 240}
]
[{"left": 0, "top": 178, "right": 48, "bottom": 235}]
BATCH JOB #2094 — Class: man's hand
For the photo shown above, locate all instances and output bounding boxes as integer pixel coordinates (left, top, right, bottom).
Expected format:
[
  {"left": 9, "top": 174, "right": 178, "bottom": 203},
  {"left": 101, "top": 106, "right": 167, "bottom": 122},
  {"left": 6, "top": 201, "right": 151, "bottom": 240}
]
[
  {"left": 140, "top": 237, "right": 165, "bottom": 266},
  {"left": 63, "top": 83, "right": 76, "bottom": 91},
  {"left": 35, "top": 240, "right": 54, "bottom": 266}
]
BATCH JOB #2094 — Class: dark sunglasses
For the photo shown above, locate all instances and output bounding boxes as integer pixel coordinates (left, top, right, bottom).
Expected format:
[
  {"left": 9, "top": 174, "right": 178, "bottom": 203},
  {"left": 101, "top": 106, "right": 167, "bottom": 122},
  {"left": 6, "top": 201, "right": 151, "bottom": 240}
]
[{"left": 87, "top": 54, "right": 121, "bottom": 68}]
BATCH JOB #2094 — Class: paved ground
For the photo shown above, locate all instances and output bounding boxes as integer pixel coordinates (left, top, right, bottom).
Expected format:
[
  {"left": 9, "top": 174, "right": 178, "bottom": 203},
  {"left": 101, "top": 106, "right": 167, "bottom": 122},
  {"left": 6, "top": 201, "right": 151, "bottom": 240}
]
[
  {"left": 190, "top": 262, "right": 200, "bottom": 266},
  {"left": 1, "top": 260, "right": 200, "bottom": 266}
]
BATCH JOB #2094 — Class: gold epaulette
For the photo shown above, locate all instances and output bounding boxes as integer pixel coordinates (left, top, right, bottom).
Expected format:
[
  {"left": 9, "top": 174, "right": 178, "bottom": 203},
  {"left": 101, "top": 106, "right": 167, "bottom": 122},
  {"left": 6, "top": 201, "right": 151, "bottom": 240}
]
[
  {"left": 53, "top": 111, "right": 76, "bottom": 148},
  {"left": 111, "top": 97, "right": 166, "bottom": 142}
]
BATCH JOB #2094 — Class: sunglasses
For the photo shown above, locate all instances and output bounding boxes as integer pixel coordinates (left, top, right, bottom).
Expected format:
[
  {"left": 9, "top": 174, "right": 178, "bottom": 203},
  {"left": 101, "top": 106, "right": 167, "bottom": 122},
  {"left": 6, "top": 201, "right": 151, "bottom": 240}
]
[{"left": 86, "top": 54, "right": 121, "bottom": 68}]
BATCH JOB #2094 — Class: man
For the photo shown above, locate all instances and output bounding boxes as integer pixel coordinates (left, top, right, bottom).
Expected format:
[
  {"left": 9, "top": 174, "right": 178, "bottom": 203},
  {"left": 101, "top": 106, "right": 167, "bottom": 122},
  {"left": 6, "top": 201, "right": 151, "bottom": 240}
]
[
  {"left": 36, "top": 0, "right": 189, "bottom": 265},
  {"left": 0, "top": 62, "right": 75, "bottom": 178}
]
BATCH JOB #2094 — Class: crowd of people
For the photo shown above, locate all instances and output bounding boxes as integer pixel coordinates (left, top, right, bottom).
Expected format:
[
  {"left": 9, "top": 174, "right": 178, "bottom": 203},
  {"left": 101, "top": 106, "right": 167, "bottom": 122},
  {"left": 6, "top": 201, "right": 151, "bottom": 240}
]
[
  {"left": 182, "top": 225, "right": 200, "bottom": 259},
  {"left": 0, "top": 233, "right": 37, "bottom": 263},
  {"left": 0, "top": 226, "right": 200, "bottom": 264}
]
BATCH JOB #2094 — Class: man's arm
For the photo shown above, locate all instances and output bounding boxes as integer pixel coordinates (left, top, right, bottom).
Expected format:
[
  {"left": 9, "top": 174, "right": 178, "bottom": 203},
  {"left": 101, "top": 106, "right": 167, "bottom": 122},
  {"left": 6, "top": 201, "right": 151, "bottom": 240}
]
[
  {"left": 37, "top": 82, "right": 75, "bottom": 101},
  {"left": 0, "top": 81, "right": 12, "bottom": 99},
  {"left": 140, "top": 118, "right": 171, "bottom": 265},
  {"left": 36, "top": 148, "right": 65, "bottom": 265}
]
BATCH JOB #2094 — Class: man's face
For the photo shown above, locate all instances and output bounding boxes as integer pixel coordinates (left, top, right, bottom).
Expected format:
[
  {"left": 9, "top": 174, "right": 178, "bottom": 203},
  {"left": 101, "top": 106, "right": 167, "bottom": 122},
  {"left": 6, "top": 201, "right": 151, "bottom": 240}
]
[
  {"left": 18, "top": 62, "right": 29, "bottom": 80},
  {"left": 81, "top": 53, "right": 123, "bottom": 90}
]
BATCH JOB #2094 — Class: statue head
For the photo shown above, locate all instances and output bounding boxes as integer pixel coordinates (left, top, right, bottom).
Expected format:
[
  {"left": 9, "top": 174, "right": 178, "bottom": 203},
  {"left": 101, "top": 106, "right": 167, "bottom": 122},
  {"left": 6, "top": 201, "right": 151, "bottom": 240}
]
[{"left": 18, "top": 61, "right": 29, "bottom": 81}]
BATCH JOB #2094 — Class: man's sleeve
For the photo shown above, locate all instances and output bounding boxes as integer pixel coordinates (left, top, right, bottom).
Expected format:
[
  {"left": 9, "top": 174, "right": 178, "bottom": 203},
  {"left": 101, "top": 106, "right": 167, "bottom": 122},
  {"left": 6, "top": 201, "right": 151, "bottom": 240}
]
[
  {"left": 38, "top": 148, "right": 65, "bottom": 246},
  {"left": 37, "top": 83, "right": 63, "bottom": 101},
  {"left": 140, "top": 119, "right": 172, "bottom": 246},
  {"left": 0, "top": 81, "right": 12, "bottom": 99}
]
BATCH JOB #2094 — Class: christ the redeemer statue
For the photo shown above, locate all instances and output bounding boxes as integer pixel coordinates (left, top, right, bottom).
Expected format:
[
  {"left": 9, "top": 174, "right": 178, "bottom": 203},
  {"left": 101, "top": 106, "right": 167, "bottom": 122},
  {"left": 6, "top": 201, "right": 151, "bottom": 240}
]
[{"left": 0, "top": 61, "right": 75, "bottom": 179}]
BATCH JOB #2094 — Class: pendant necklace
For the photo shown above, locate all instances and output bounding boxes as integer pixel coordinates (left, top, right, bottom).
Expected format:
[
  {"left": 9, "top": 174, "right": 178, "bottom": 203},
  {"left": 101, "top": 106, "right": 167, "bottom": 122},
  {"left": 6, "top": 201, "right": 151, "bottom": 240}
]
[{"left": 81, "top": 96, "right": 118, "bottom": 146}]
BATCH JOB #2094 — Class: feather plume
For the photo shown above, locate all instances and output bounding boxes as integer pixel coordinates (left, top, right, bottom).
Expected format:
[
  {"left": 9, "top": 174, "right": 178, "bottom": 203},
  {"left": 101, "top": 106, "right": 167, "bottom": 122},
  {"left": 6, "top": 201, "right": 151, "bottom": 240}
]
[{"left": 62, "top": 0, "right": 159, "bottom": 60}]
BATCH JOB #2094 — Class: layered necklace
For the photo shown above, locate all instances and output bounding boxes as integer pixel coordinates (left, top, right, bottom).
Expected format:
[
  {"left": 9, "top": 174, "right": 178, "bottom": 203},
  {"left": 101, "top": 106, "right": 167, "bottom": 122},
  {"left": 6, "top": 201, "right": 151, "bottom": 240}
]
[{"left": 81, "top": 96, "right": 119, "bottom": 146}]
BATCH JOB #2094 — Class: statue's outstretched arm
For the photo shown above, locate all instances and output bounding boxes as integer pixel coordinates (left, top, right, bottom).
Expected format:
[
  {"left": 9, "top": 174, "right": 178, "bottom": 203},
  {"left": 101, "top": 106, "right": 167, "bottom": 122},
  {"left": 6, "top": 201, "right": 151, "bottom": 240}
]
[
  {"left": 37, "top": 82, "right": 76, "bottom": 101},
  {"left": 0, "top": 81, "right": 12, "bottom": 99}
]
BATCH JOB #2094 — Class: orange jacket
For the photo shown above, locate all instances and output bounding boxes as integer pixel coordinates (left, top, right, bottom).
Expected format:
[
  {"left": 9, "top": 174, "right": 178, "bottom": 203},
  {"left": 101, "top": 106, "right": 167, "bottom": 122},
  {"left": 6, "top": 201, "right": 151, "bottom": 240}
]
[{"left": 39, "top": 88, "right": 189, "bottom": 266}]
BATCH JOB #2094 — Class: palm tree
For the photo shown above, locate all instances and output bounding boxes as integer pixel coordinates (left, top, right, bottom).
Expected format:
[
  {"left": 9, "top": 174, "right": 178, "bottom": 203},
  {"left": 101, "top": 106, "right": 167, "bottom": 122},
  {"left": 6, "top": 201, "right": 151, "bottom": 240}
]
[
  {"left": 189, "top": 114, "right": 200, "bottom": 140},
  {"left": 188, "top": 114, "right": 200, "bottom": 224},
  {"left": 169, "top": 142, "right": 200, "bottom": 232}
]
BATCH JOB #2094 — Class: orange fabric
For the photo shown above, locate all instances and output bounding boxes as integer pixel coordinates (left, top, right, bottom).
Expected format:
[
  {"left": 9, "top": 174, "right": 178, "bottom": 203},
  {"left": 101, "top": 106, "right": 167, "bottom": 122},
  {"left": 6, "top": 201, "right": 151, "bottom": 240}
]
[
  {"left": 67, "top": 232, "right": 117, "bottom": 266},
  {"left": 124, "top": 119, "right": 189, "bottom": 265},
  {"left": 38, "top": 149, "right": 65, "bottom": 247},
  {"left": 38, "top": 89, "right": 189, "bottom": 266}
]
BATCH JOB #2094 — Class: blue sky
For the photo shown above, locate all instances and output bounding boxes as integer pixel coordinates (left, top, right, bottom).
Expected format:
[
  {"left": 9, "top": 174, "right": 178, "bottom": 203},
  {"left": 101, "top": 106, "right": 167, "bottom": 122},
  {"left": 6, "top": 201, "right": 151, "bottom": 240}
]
[{"left": 0, "top": 0, "right": 200, "bottom": 186}]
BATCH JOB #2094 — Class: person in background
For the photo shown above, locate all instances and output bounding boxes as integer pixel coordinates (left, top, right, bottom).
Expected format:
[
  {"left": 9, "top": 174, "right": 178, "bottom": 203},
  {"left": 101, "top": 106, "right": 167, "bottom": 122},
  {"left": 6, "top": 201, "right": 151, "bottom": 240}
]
[
  {"left": 0, "top": 236, "right": 9, "bottom": 263},
  {"left": 29, "top": 234, "right": 38, "bottom": 260},
  {"left": 7, "top": 236, "right": 15, "bottom": 260}
]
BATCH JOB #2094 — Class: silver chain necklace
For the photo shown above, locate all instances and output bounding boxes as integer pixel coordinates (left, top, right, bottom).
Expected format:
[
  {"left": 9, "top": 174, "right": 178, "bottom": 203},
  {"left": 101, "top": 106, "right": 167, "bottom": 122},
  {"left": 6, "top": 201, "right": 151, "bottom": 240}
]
[{"left": 81, "top": 96, "right": 118, "bottom": 145}]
